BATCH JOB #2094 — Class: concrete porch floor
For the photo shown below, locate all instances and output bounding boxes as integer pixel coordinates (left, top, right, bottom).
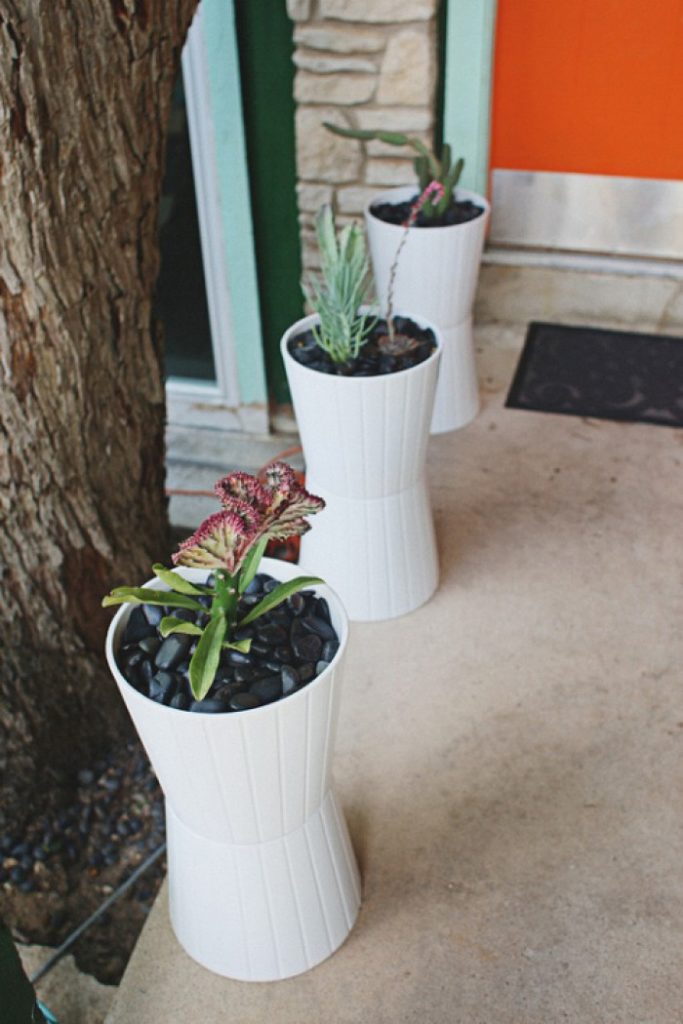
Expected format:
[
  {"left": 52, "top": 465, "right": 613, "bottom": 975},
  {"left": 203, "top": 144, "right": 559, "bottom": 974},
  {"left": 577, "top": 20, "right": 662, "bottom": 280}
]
[{"left": 107, "top": 326, "right": 683, "bottom": 1024}]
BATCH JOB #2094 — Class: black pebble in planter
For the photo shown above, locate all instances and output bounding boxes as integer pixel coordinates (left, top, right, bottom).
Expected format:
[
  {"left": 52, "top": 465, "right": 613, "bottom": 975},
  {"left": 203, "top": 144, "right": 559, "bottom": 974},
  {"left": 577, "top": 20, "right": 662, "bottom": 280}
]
[
  {"left": 287, "top": 315, "right": 437, "bottom": 378},
  {"left": 370, "top": 194, "right": 485, "bottom": 228},
  {"left": 114, "top": 572, "right": 339, "bottom": 715}
]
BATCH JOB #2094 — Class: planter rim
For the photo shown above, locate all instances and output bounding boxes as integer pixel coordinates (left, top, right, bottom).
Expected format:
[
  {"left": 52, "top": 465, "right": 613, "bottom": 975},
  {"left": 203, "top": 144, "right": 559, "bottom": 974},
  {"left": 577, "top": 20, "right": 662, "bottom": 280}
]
[
  {"left": 105, "top": 558, "right": 349, "bottom": 723},
  {"left": 281, "top": 309, "right": 443, "bottom": 384},
  {"left": 365, "top": 184, "right": 490, "bottom": 232}
]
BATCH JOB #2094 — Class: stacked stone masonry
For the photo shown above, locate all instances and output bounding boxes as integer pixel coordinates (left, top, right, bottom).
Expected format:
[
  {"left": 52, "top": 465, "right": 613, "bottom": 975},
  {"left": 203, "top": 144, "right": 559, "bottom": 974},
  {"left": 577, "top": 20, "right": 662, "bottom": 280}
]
[{"left": 287, "top": 0, "right": 439, "bottom": 271}]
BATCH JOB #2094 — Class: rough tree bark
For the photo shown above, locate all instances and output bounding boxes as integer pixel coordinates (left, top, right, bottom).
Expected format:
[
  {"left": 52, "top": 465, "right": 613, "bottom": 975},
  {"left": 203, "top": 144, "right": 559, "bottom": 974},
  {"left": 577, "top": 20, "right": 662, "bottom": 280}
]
[{"left": 0, "top": 0, "right": 199, "bottom": 831}]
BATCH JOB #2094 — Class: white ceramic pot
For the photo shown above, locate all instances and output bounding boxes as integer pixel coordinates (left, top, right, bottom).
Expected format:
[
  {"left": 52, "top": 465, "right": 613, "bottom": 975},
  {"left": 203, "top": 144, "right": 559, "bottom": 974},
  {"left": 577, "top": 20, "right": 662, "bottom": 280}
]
[
  {"left": 365, "top": 185, "right": 490, "bottom": 434},
  {"left": 105, "top": 559, "right": 360, "bottom": 982},
  {"left": 281, "top": 313, "right": 441, "bottom": 622}
]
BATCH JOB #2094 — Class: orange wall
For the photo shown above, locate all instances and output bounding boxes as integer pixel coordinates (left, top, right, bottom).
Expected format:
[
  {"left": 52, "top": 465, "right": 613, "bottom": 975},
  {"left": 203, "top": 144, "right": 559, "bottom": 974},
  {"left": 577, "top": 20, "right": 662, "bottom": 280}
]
[{"left": 491, "top": 0, "right": 683, "bottom": 180}]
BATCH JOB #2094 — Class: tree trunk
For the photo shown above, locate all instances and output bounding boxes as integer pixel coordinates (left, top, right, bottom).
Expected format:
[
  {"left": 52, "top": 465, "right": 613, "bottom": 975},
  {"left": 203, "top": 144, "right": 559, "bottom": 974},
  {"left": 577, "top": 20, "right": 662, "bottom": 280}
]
[{"left": 0, "top": 0, "right": 199, "bottom": 831}]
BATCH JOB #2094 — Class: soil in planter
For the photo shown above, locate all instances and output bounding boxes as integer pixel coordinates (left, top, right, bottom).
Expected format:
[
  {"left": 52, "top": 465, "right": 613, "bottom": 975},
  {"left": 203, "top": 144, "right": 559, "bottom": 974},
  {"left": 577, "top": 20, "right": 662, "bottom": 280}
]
[
  {"left": 370, "top": 194, "right": 484, "bottom": 229},
  {"left": 118, "top": 573, "right": 340, "bottom": 714},
  {"left": 288, "top": 315, "right": 436, "bottom": 377}
]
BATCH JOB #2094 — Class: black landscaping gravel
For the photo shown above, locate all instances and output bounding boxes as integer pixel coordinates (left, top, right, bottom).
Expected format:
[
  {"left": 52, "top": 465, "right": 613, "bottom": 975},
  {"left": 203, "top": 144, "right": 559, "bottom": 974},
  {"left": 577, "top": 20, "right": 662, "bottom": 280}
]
[
  {"left": 117, "top": 574, "right": 340, "bottom": 713},
  {"left": 288, "top": 316, "right": 437, "bottom": 377},
  {"left": 370, "top": 194, "right": 484, "bottom": 228},
  {"left": 0, "top": 740, "right": 165, "bottom": 983}
]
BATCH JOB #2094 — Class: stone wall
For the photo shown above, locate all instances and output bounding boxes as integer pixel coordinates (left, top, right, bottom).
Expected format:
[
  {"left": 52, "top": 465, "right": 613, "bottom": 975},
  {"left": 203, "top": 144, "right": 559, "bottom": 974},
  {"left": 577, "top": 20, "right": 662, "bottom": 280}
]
[{"left": 287, "top": 0, "right": 439, "bottom": 271}]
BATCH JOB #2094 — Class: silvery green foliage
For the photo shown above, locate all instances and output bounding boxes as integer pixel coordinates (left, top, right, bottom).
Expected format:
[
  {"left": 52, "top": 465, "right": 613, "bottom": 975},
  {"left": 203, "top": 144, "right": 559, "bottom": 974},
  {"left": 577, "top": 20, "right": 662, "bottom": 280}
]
[{"left": 303, "top": 205, "right": 375, "bottom": 365}]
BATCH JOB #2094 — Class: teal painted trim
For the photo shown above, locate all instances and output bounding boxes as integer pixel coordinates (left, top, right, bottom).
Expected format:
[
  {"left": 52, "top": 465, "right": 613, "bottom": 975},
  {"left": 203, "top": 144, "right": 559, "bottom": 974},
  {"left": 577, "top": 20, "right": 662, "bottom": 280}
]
[
  {"left": 443, "top": 0, "right": 498, "bottom": 197},
  {"left": 201, "top": 0, "right": 268, "bottom": 407}
]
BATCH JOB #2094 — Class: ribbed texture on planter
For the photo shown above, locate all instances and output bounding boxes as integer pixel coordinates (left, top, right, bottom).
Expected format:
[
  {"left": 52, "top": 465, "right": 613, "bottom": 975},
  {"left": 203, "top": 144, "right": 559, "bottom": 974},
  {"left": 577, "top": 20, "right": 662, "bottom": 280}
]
[
  {"left": 105, "top": 560, "right": 360, "bottom": 980},
  {"left": 365, "top": 186, "right": 490, "bottom": 434},
  {"left": 110, "top": 633, "right": 345, "bottom": 846},
  {"left": 430, "top": 320, "right": 480, "bottom": 434},
  {"left": 281, "top": 315, "right": 441, "bottom": 622},
  {"left": 300, "top": 477, "right": 438, "bottom": 622},
  {"left": 167, "top": 791, "right": 361, "bottom": 981}
]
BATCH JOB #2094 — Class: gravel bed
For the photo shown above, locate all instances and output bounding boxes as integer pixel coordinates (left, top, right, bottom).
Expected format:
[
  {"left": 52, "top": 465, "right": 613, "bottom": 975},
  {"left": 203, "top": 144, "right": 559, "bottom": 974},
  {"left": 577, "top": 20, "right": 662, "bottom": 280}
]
[{"left": 0, "top": 740, "right": 165, "bottom": 984}]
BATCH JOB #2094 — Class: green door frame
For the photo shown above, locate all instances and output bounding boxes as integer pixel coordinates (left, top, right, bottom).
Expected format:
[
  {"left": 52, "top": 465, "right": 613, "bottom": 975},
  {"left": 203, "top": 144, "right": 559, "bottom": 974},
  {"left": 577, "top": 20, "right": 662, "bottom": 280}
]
[
  {"left": 442, "top": 0, "right": 498, "bottom": 197},
  {"left": 234, "top": 1, "right": 302, "bottom": 407},
  {"left": 182, "top": 0, "right": 301, "bottom": 425}
]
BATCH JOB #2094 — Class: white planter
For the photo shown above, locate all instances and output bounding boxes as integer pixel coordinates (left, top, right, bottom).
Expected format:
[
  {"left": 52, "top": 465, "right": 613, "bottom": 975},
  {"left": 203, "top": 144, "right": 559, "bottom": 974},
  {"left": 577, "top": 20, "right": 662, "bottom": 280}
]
[
  {"left": 365, "top": 185, "right": 490, "bottom": 434},
  {"left": 281, "top": 313, "right": 441, "bottom": 622},
  {"left": 105, "top": 559, "right": 360, "bottom": 982}
]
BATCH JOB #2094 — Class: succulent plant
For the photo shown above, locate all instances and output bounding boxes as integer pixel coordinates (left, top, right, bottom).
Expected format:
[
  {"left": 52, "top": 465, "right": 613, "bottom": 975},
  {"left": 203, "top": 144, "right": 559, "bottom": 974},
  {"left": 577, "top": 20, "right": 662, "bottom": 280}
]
[
  {"left": 323, "top": 123, "right": 464, "bottom": 222},
  {"left": 103, "top": 464, "right": 325, "bottom": 701},
  {"left": 303, "top": 204, "right": 376, "bottom": 365}
]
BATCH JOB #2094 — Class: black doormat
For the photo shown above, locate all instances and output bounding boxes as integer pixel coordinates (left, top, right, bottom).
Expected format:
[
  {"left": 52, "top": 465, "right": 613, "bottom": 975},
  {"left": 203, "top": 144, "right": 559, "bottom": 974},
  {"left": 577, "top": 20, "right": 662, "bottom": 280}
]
[{"left": 506, "top": 322, "right": 683, "bottom": 427}]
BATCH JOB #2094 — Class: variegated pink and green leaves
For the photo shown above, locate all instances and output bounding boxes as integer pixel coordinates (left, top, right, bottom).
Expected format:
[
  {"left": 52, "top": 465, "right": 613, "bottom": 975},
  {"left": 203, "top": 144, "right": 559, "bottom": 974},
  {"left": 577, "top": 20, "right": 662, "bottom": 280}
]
[
  {"left": 174, "top": 462, "right": 324, "bottom": 576},
  {"left": 103, "top": 464, "right": 326, "bottom": 701}
]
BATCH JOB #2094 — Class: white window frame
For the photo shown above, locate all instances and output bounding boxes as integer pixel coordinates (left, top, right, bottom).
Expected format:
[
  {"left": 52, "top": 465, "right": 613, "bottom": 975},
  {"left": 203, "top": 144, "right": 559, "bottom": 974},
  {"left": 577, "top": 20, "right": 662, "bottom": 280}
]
[{"left": 166, "top": 6, "right": 268, "bottom": 435}]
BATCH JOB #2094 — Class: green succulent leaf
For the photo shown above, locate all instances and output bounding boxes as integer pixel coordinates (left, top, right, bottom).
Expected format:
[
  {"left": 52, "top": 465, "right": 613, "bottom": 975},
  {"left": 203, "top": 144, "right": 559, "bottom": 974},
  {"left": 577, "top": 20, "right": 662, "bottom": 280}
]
[
  {"left": 337, "top": 223, "right": 355, "bottom": 262},
  {"left": 305, "top": 205, "right": 373, "bottom": 365},
  {"left": 405, "top": 138, "right": 441, "bottom": 179},
  {"left": 238, "top": 576, "right": 324, "bottom": 627},
  {"left": 437, "top": 157, "right": 465, "bottom": 213},
  {"left": 151, "top": 564, "right": 209, "bottom": 596},
  {"left": 414, "top": 154, "right": 430, "bottom": 190},
  {"left": 222, "top": 638, "right": 252, "bottom": 654},
  {"left": 189, "top": 614, "right": 227, "bottom": 701},
  {"left": 375, "top": 130, "right": 412, "bottom": 146},
  {"left": 102, "top": 588, "right": 204, "bottom": 612},
  {"left": 443, "top": 156, "right": 463, "bottom": 190},
  {"left": 323, "top": 122, "right": 450, "bottom": 198},
  {"left": 238, "top": 536, "right": 269, "bottom": 594},
  {"left": 322, "top": 122, "right": 380, "bottom": 142},
  {"left": 316, "top": 203, "right": 338, "bottom": 263},
  {"left": 159, "top": 616, "right": 204, "bottom": 638},
  {"left": 323, "top": 123, "right": 412, "bottom": 148}
]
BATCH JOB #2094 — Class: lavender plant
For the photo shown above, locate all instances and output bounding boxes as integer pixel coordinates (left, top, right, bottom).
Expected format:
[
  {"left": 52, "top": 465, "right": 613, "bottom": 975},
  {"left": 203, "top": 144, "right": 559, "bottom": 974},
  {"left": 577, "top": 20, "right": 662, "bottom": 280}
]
[
  {"left": 303, "top": 204, "right": 376, "bottom": 365},
  {"left": 323, "top": 123, "right": 463, "bottom": 222},
  {"left": 103, "top": 463, "right": 325, "bottom": 701}
]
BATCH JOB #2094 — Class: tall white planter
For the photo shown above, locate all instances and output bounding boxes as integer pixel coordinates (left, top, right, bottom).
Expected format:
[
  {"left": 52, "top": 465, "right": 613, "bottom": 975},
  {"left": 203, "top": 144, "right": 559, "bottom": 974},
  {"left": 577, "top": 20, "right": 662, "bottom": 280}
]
[
  {"left": 105, "top": 559, "right": 360, "bottom": 982},
  {"left": 281, "top": 314, "right": 441, "bottom": 622},
  {"left": 365, "top": 185, "right": 490, "bottom": 434}
]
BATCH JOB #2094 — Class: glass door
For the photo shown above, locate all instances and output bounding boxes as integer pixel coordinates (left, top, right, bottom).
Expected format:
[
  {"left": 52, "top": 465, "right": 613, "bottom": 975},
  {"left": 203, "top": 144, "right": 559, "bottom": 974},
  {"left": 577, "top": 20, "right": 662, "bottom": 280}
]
[
  {"left": 158, "top": 76, "right": 216, "bottom": 383},
  {"left": 159, "top": 2, "right": 269, "bottom": 435}
]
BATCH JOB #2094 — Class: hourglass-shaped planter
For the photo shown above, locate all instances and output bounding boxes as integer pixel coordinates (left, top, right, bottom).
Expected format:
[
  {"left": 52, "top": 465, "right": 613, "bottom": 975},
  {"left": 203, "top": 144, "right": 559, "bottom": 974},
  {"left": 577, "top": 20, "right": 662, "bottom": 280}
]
[
  {"left": 105, "top": 560, "right": 360, "bottom": 982},
  {"left": 281, "top": 313, "right": 442, "bottom": 622},
  {"left": 365, "top": 186, "right": 490, "bottom": 434}
]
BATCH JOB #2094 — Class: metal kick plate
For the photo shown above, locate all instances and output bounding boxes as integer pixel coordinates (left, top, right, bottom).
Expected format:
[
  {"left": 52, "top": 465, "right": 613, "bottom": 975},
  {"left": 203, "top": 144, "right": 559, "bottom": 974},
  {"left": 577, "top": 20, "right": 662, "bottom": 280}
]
[{"left": 490, "top": 170, "right": 683, "bottom": 261}]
